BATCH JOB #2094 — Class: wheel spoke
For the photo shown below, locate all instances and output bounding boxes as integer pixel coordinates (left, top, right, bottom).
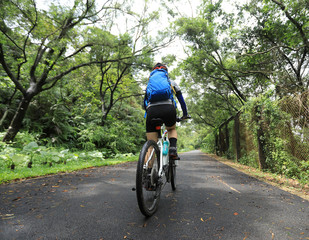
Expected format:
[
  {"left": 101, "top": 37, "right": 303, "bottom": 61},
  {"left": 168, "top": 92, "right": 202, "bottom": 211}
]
[{"left": 136, "top": 140, "right": 161, "bottom": 217}]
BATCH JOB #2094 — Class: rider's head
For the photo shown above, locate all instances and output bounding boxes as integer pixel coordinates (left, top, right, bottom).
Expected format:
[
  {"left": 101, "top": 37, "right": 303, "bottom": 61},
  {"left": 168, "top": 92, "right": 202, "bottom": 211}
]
[{"left": 152, "top": 63, "right": 168, "bottom": 72}]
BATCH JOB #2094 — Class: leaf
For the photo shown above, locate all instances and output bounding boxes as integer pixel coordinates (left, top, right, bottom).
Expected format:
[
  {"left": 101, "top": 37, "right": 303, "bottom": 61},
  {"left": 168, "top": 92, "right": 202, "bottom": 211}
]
[
  {"left": 11, "top": 154, "right": 27, "bottom": 163},
  {"left": 60, "top": 149, "right": 69, "bottom": 154},
  {"left": 12, "top": 197, "right": 22, "bottom": 201},
  {"left": 23, "top": 142, "right": 39, "bottom": 151},
  {"left": 233, "top": 212, "right": 239, "bottom": 216},
  {"left": 1, "top": 213, "right": 15, "bottom": 220}
]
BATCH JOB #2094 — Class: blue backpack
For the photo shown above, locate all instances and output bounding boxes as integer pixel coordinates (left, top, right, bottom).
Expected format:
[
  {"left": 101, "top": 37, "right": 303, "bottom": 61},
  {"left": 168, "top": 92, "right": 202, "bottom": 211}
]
[{"left": 145, "top": 69, "right": 173, "bottom": 105}]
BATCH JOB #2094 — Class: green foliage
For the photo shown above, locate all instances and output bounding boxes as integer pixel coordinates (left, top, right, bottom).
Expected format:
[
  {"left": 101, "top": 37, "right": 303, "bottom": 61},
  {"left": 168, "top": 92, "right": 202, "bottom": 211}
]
[
  {"left": 177, "top": 123, "right": 198, "bottom": 152},
  {"left": 240, "top": 92, "right": 308, "bottom": 183},
  {"left": 0, "top": 134, "right": 138, "bottom": 183},
  {"left": 238, "top": 151, "right": 259, "bottom": 168},
  {"left": 174, "top": 0, "right": 308, "bottom": 183},
  {"left": 299, "top": 160, "right": 309, "bottom": 184},
  {"left": 200, "top": 131, "right": 216, "bottom": 154}
]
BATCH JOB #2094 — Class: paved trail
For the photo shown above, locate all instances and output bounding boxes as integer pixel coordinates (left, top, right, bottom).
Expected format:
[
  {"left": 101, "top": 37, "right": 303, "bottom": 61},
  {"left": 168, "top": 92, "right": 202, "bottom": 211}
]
[{"left": 0, "top": 150, "right": 308, "bottom": 239}]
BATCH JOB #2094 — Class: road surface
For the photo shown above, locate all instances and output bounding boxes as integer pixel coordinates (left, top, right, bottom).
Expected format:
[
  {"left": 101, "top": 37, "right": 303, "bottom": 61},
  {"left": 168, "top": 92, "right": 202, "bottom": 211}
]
[{"left": 0, "top": 150, "right": 308, "bottom": 239}]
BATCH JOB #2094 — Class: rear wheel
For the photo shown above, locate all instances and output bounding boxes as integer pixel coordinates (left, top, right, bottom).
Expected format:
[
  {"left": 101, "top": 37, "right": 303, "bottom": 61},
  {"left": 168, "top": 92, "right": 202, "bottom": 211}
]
[
  {"left": 136, "top": 140, "right": 161, "bottom": 217},
  {"left": 170, "top": 158, "right": 177, "bottom": 190}
]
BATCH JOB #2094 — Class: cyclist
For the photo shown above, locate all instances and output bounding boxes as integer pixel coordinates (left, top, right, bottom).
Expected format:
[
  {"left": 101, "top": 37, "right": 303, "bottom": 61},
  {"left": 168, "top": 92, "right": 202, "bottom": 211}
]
[{"left": 144, "top": 63, "right": 189, "bottom": 160}]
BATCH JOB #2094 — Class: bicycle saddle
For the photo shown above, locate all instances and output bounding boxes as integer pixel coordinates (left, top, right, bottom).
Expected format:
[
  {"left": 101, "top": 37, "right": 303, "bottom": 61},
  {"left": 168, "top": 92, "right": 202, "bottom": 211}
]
[{"left": 151, "top": 118, "right": 164, "bottom": 127}]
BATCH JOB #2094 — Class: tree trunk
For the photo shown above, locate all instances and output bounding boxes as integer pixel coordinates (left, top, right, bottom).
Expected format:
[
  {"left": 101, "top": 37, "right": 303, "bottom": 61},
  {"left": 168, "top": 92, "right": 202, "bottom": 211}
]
[
  {"left": 254, "top": 105, "right": 268, "bottom": 170},
  {"left": 215, "top": 130, "right": 219, "bottom": 155},
  {"left": 234, "top": 112, "right": 241, "bottom": 162},
  {"left": 3, "top": 96, "right": 32, "bottom": 142},
  {"left": 0, "top": 107, "right": 9, "bottom": 128},
  {"left": 225, "top": 123, "right": 230, "bottom": 157}
]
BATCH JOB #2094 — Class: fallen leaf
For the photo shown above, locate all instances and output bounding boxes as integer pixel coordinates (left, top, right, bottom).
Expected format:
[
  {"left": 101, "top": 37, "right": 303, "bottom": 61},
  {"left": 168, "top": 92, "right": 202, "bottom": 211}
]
[
  {"left": 1, "top": 214, "right": 15, "bottom": 220},
  {"left": 80, "top": 205, "right": 85, "bottom": 208},
  {"left": 1, "top": 214, "right": 14, "bottom": 217},
  {"left": 201, "top": 218, "right": 204, "bottom": 222},
  {"left": 234, "top": 212, "right": 239, "bottom": 216}
]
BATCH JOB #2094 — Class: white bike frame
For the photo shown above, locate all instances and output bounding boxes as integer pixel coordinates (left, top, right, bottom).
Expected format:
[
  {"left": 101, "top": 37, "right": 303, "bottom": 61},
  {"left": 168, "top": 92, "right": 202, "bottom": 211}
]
[{"left": 144, "top": 126, "right": 169, "bottom": 178}]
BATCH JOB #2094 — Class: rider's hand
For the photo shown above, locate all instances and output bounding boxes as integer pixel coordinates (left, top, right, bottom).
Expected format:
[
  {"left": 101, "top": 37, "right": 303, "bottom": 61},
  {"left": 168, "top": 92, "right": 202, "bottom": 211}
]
[{"left": 181, "top": 115, "right": 191, "bottom": 120}]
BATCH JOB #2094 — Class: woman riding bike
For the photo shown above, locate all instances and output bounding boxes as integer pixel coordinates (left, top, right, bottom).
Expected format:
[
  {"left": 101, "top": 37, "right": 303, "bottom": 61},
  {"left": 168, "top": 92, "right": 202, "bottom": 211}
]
[{"left": 144, "top": 63, "right": 189, "bottom": 160}]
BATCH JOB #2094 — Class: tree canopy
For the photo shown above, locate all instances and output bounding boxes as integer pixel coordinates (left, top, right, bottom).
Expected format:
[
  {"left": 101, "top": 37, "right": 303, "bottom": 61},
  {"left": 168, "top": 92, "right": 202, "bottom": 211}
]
[
  {"left": 0, "top": 0, "right": 308, "bottom": 160},
  {"left": 0, "top": 0, "right": 173, "bottom": 142}
]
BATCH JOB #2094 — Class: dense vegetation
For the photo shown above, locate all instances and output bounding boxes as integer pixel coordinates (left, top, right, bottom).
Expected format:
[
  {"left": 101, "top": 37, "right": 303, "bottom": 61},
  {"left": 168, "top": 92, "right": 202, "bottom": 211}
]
[
  {"left": 174, "top": 0, "right": 309, "bottom": 183},
  {"left": 0, "top": 0, "right": 308, "bottom": 184}
]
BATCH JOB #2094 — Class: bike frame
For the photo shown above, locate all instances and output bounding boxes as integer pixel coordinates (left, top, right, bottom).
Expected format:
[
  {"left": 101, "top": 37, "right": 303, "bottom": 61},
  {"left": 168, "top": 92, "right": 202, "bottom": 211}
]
[
  {"left": 143, "top": 125, "right": 169, "bottom": 180},
  {"left": 157, "top": 128, "right": 169, "bottom": 177}
]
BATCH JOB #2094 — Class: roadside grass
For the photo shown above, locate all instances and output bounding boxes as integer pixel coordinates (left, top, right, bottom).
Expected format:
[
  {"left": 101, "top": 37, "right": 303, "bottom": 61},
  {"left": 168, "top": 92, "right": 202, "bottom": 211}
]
[
  {"left": 0, "top": 154, "right": 137, "bottom": 184},
  {"left": 208, "top": 153, "right": 309, "bottom": 201}
]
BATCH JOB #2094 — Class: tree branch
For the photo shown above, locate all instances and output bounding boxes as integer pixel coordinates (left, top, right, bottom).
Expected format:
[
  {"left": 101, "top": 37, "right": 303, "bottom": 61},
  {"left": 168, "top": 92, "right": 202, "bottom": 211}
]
[
  {"left": 0, "top": 44, "right": 26, "bottom": 95},
  {"left": 63, "top": 44, "right": 94, "bottom": 60},
  {"left": 270, "top": 0, "right": 309, "bottom": 48},
  {"left": 197, "top": 114, "right": 215, "bottom": 128}
]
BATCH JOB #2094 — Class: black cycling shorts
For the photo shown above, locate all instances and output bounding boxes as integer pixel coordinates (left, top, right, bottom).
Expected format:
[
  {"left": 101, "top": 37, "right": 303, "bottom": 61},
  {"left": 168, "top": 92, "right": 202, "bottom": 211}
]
[{"left": 146, "top": 104, "right": 176, "bottom": 132}]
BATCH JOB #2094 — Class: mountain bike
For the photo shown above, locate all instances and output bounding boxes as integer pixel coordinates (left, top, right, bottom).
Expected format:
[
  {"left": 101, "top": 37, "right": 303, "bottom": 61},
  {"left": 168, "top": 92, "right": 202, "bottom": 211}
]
[{"left": 136, "top": 117, "right": 182, "bottom": 217}]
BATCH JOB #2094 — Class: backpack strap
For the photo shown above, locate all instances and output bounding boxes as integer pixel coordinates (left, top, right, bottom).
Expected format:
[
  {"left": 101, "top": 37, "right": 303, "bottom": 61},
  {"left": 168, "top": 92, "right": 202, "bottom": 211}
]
[{"left": 171, "top": 84, "right": 176, "bottom": 95}]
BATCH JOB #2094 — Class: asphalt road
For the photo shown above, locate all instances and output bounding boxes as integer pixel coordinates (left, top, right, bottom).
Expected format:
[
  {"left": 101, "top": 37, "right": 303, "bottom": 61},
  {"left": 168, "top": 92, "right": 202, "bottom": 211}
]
[{"left": 0, "top": 150, "right": 308, "bottom": 240}]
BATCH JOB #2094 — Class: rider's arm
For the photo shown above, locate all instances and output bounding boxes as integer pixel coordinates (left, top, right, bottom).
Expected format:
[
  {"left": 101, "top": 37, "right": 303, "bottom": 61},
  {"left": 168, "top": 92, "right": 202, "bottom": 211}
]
[
  {"left": 176, "top": 91, "right": 188, "bottom": 116},
  {"left": 170, "top": 80, "right": 188, "bottom": 116}
]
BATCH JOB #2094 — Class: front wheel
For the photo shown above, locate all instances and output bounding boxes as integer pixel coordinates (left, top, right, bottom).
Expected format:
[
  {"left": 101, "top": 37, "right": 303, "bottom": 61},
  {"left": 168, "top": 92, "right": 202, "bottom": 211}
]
[
  {"left": 170, "top": 158, "right": 177, "bottom": 191},
  {"left": 136, "top": 140, "right": 161, "bottom": 217}
]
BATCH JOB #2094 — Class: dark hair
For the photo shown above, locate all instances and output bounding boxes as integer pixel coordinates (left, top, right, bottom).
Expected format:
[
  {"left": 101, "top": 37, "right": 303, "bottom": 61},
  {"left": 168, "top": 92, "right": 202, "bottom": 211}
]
[{"left": 152, "top": 63, "right": 168, "bottom": 72}]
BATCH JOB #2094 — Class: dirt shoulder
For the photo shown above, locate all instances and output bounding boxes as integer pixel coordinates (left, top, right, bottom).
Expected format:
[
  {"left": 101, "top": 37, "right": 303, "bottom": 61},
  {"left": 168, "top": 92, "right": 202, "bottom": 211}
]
[{"left": 207, "top": 153, "right": 309, "bottom": 202}]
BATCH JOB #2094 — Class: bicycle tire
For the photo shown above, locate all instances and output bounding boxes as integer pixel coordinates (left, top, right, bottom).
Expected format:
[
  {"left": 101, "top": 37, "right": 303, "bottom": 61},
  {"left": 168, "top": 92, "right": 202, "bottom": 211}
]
[
  {"left": 170, "top": 158, "right": 177, "bottom": 190},
  {"left": 136, "top": 140, "right": 161, "bottom": 217}
]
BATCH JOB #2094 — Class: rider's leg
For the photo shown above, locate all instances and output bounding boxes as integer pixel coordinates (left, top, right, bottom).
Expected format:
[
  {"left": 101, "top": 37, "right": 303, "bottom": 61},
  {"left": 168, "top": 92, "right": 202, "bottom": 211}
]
[
  {"left": 166, "top": 124, "right": 177, "bottom": 139},
  {"left": 166, "top": 124, "right": 178, "bottom": 158},
  {"left": 145, "top": 132, "right": 158, "bottom": 168},
  {"left": 146, "top": 132, "right": 158, "bottom": 142}
]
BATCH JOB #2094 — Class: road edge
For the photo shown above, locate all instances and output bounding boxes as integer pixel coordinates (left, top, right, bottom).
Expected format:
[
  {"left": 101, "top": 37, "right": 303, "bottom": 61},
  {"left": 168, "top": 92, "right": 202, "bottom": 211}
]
[{"left": 206, "top": 153, "right": 309, "bottom": 202}]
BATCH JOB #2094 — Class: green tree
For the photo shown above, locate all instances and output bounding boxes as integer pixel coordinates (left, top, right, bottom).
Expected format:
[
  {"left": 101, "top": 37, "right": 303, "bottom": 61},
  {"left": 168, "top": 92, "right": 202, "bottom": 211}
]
[
  {"left": 237, "top": 0, "right": 309, "bottom": 96},
  {"left": 175, "top": 0, "right": 308, "bottom": 127},
  {"left": 0, "top": 0, "right": 173, "bottom": 142}
]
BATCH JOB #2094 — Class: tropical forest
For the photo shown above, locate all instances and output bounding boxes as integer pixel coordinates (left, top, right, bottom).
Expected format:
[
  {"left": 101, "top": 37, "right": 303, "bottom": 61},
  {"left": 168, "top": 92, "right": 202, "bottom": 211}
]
[{"left": 0, "top": 0, "right": 308, "bottom": 186}]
